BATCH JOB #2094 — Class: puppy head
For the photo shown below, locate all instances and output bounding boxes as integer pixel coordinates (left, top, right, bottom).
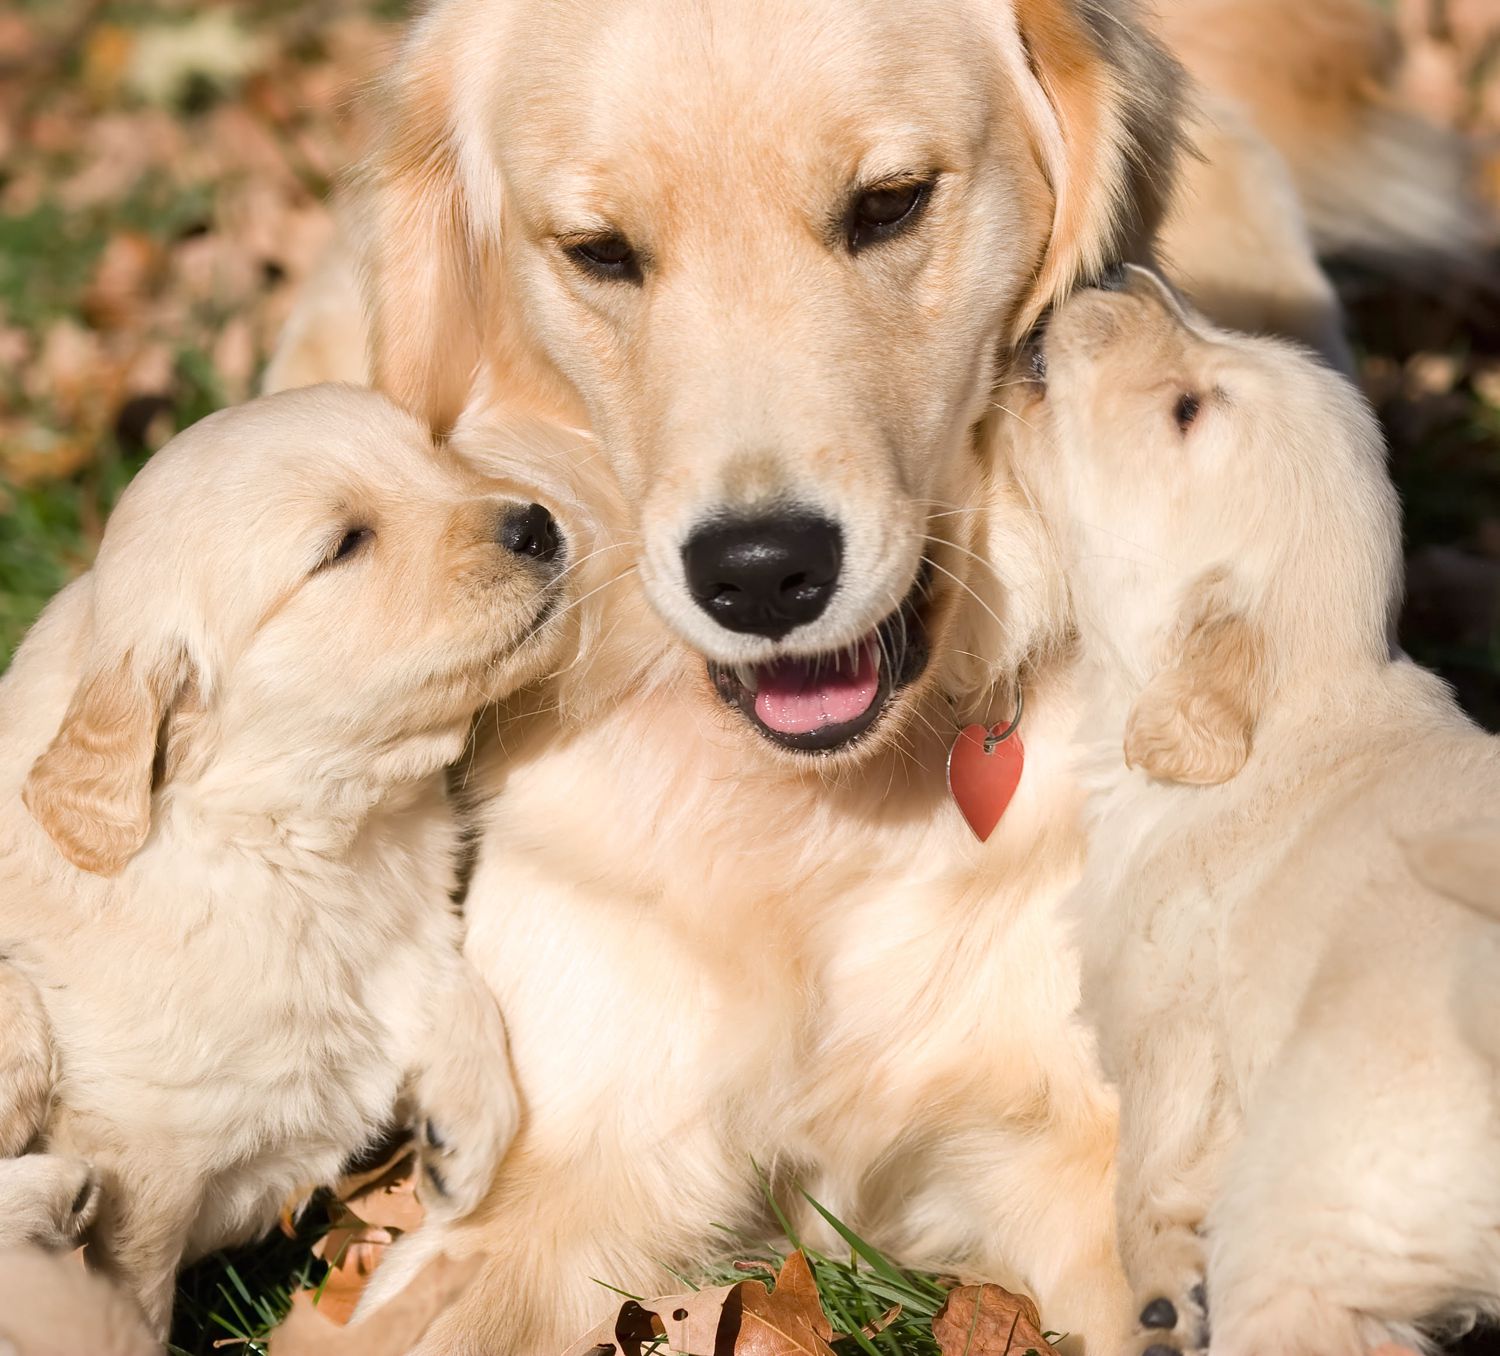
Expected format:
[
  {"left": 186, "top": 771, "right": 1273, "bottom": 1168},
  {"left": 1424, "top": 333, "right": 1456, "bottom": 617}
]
[
  {"left": 24, "top": 385, "right": 570, "bottom": 875},
  {"left": 357, "top": 0, "right": 1182, "bottom": 763},
  {"left": 1014, "top": 266, "right": 1402, "bottom": 783}
]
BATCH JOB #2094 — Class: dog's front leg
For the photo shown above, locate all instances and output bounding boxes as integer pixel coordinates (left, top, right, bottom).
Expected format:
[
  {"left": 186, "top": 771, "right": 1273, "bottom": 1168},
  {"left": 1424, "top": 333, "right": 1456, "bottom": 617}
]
[{"left": 406, "top": 956, "right": 520, "bottom": 1223}]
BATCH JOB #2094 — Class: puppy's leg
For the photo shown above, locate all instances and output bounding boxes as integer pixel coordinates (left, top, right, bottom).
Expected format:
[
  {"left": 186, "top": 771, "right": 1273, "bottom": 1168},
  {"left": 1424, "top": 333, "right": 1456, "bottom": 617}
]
[
  {"left": 1205, "top": 986, "right": 1497, "bottom": 1356},
  {"left": 1112, "top": 1022, "right": 1235, "bottom": 1356},
  {"left": 358, "top": 1127, "right": 763, "bottom": 1356},
  {"left": 408, "top": 957, "right": 520, "bottom": 1222},
  {"left": 0, "top": 962, "right": 56, "bottom": 1156},
  {"left": 83, "top": 1167, "right": 197, "bottom": 1338},
  {"left": 0, "top": 1154, "right": 100, "bottom": 1250}
]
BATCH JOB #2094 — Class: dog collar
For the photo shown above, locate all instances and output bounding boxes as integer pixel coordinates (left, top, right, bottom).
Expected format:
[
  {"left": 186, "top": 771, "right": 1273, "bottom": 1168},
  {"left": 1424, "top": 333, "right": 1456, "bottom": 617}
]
[{"left": 947, "top": 690, "right": 1025, "bottom": 843}]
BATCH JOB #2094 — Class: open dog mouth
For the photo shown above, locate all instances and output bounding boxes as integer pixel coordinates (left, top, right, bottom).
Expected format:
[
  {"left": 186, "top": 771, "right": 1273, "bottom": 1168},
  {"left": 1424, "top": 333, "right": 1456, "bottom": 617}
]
[{"left": 708, "top": 562, "right": 932, "bottom": 753}]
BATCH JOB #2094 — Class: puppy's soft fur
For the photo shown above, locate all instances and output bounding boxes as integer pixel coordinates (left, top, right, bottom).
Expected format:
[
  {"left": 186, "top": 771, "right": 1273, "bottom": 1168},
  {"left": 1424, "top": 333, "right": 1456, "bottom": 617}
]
[
  {"left": 0, "top": 1248, "right": 156, "bottom": 1356},
  {"left": 0, "top": 385, "right": 576, "bottom": 1334},
  {"left": 1012, "top": 270, "right": 1500, "bottom": 1356}
]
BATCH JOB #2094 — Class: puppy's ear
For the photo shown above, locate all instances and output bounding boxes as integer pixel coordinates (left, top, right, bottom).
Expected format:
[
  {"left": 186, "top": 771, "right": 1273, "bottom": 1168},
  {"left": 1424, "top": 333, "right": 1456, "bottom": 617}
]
[
  {"left": 1000, "top": 0, "right": 1186, "bottom": 338},
  {"left": 1125, "top": 576, "right": 1265, "bottom": 785},
  {"left": 1403, "top": 823, "right": 1500, "bottom": 917},
  {"left": 23, "top": 648, "right": 185, "bottom": 876},
  {"left": 356, "top": 15, "right": 494, "bottom": 434}
]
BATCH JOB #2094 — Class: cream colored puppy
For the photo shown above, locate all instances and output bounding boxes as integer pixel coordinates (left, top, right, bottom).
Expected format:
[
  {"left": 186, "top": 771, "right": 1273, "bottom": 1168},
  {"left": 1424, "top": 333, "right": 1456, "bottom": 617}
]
[
  {"left": 1014, "top": 270, "right": 1500, "bottom": 1356},
  {"left": 0, "top": 1248, "right": 156, "bottom": 1356},
  {"left": 0, "top": 385, "right": 572, "bottom": 1335}
]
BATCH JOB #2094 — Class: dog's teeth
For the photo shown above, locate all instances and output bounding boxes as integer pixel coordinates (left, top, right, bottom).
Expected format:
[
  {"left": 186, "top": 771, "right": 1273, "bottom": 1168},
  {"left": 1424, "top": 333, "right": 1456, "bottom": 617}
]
[{"left": 735, "top": 664, "right": 760, "bottom": 693}]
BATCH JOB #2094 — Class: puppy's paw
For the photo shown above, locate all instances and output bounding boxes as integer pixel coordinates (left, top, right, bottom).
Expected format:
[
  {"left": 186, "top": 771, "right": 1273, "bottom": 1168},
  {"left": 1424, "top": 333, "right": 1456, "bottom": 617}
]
[
  {"left": 0, "top": 1154, "right": 101, "bottom": 1250},
  {"left": 1129, "top": 1279, "right": 1208, "bottom": 1356},
  {"left": 1126, "top": 1225, "right": 1210, "bottom": 1356},
  {"left": 414, "top": 1110, "right": 502, "bottom": 1222}
]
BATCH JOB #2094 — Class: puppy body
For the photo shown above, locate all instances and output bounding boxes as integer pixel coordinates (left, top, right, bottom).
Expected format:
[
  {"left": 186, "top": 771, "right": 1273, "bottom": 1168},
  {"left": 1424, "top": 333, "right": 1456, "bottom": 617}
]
[
  {"left": 0, "top": 386, "right": 569, "bottom": 1333},
  {"left": 1018, "top": 274, "right": 1500, "bottom": 1356}
]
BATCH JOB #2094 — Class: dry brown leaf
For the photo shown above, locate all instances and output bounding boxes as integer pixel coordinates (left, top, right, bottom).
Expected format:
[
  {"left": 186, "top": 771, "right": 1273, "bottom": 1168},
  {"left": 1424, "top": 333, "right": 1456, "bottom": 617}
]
[
  {"left": 0, "top": 425, "right": 98, "bottom": 488},
  {"left": 268, "top": 1253, "right": 482, "bottom": 1356},
  {"left": 298, "top": 1151, "right": 425, "bottom": 1325},
  {"left": 80, "top": 24, "right": 136, "bottom": 105},
  {"left": 82, "top": 231, "right": 164, "bottom": 332},
  {"left": 931, "top": 1285, "right": 1057, "bottom": 1356},
  {"left": 561, "top": 1283, "right": 736, "bottom": 1356},
  {"left": 562, "top": 1253, "right": 836, "bottom": 1356},
  {"left": 736, "top": 1251, "right": 836, "bottom": 1356}
]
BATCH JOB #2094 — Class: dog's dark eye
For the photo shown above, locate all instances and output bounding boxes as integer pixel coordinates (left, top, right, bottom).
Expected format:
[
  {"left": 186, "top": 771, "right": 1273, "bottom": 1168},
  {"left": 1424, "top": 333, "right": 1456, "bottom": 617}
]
[
  {"left": 324, "top": 527, "right": 372, "bottom": 567},
  {"left": 1174, "top": 393, "right": 1201, "bottom": 431},
  {"left": 846, "top": 178, "right": 933, "bottom": 252},
  {"left": 564, "top": 233, "right": 643, "bottom": 285}
]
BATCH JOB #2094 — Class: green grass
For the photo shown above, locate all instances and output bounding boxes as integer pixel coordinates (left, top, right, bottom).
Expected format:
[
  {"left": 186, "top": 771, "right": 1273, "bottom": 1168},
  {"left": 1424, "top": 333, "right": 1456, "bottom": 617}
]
[{"left": 169, "top": 1201, "right": 333, "bottom": 1356}]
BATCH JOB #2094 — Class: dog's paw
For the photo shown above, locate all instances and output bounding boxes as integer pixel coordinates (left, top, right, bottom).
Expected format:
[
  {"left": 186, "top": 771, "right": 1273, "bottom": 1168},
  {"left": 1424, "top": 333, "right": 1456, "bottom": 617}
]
[
  {"left": 0, "top": 1154, "right": 101, "bottom": 1250},
  {"left": 1129, "top": 1279, "right": 1209, "bottom": 1356},
  {"left": 414, "top": 1108, "right": 506, "bottom": 1222}
]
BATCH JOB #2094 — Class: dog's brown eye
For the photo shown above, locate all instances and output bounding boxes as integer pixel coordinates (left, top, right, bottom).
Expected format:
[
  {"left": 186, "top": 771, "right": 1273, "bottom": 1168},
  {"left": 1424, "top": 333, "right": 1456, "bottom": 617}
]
[
  {"left": 327, "top": 528, "right": 372, "bottom": 565},
  {"left": 846, "top": 178, "right": 932, "bottom": 252},
  {"left": 1174, "top": 393, "right": 1201, "bottom": 431},
  {"left": 565, "top": 233, "right": 643, "bottom": 285}
]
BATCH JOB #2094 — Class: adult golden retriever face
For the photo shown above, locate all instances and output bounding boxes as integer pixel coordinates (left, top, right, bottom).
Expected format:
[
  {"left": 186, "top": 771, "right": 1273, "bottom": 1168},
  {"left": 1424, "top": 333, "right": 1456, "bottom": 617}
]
[
  {"left": 22, "top": 385, "right": 570, "bottom": 876},
  {"left": 366, "top": 0, "right": 1179, "bottom": 758}
]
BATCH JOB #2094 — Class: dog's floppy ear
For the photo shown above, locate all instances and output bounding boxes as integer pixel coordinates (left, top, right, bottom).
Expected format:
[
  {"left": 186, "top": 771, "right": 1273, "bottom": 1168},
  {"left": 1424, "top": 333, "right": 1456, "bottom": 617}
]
[
  {"left": 356, "top": 12, "right": 496, "bottom": 434},
  {"left": 1125, "top": 574, "right": 1266, "bottom": 785},
  {"left": 23, "top": 645, "right": 186, "bottom": 876},
  {"left": 999, "top": 0, "right": 1185, "bottom": 338}
]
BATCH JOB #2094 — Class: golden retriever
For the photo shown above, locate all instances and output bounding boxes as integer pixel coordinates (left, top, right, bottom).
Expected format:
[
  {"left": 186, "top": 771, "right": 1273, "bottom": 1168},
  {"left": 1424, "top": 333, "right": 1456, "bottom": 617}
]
[
  {"left": 0, "top": 385, "right": 583, "bottom": 1335},
  {"left": 1010, "top": 267, "right": 1500, "bottom": 1356},
  {"left": 259, "top": 2, "right": 1486, "bottom": 1351}
]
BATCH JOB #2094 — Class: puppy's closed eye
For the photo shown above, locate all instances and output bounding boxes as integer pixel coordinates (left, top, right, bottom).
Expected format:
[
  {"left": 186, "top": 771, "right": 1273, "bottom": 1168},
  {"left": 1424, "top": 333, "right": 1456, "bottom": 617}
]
[
  {"left": 1174, "top": 393, "right": 1201, "bottom": 431},
  {"left": 318, "top": 527, "right": 374, "bottom": 571}
]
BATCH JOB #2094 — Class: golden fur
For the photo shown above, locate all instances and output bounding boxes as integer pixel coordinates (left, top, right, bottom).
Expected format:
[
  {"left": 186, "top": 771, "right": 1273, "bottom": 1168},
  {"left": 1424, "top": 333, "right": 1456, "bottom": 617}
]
[
  {"left": 1012, "top": 269, "right": 1500, "bottom": 1356},
  {"left": 0, "top": 386, "right": 583, "bottom": 1334},
  {"left": 257, "top": 2, "right": 1486, "bottom": 1351}
]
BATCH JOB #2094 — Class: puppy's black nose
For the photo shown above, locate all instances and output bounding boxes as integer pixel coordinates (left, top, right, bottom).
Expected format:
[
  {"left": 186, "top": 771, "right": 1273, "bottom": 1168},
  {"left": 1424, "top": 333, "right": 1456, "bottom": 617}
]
[
  {"left": 682, "top": 514, "right": 842, "bottom": 639},
  {"left": 499, "top": 502, "right": 561, "bottom": 564},
  {"left": 1139, "top": 1299, "right": 1178, "bottom": 1330},
  {"left": 1095, "top": 260, "right": 1129, "bottom": 291}
]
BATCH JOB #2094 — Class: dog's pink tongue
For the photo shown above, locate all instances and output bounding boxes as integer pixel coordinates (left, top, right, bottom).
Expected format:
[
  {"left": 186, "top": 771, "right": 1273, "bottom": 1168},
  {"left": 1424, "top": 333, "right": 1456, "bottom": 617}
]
[{"left": 753, "top": 642, "right": 880, "bottom": 735}]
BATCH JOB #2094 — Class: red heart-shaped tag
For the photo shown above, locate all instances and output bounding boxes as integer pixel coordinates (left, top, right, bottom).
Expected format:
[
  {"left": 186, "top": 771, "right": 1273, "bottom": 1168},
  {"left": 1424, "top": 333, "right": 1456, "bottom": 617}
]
[{"left": 947, "top": 723, "right": 1025, "bottom": 843}]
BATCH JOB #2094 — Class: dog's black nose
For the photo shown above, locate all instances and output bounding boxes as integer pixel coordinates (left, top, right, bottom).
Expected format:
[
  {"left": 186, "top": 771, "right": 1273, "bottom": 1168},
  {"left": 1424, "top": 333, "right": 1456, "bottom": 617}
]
[
  {"left": 682, "top": 514, "right": 842, "bottom": 638},
  {"left": 1139, "top": 1299, "right": 1178, "bottom": 1330},
  {"left": 1095, "top": 260, "right": 1129, "bottom": 291},
  {"left": 499, "top": 502, "right": 561, "bottom": 564}
]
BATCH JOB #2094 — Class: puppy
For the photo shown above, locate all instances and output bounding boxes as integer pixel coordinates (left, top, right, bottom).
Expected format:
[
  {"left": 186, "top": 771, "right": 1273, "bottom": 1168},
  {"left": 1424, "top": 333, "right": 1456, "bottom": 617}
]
[
  {"left": 0, "top": 1248, "right": 156, "bottom": 1356},
  {"left": 0, "top": 384, "right": 570, "bottom": 1334},
  {"left": 1013, "top": 269, "right": 1500, "bottom": 1356}
]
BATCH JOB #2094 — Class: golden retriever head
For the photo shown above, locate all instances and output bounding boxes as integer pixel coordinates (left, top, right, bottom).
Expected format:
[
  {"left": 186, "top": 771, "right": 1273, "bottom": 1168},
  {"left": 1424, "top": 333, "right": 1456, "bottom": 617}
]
[
  {"left": 1013, "top": 267, "right": 1402, "bottom": 784},
  {"left": 357, "top": 0, "right": 1182, "bottom": 760},
  {"left": 23, "top": 385, "right": 570, "bottom": 876}
]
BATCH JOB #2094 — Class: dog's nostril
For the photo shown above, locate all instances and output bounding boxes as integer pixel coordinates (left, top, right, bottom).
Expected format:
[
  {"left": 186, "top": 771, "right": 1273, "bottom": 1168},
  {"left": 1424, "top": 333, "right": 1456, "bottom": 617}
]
[
  {"left": 681, "top": 513, "right": 842, "bottom": 639},
  {"left": 499, "top": 502, "right": 561, "bottom": 564}
]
